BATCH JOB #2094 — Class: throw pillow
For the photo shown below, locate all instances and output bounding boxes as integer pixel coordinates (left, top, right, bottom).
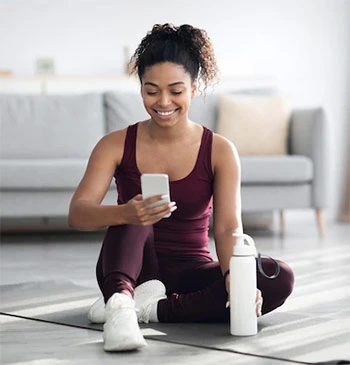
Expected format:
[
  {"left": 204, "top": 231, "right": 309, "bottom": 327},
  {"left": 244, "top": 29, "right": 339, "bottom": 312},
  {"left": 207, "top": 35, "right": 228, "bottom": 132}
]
[{"left": 216, "top": 94, "right": 291, "bottom": 155}]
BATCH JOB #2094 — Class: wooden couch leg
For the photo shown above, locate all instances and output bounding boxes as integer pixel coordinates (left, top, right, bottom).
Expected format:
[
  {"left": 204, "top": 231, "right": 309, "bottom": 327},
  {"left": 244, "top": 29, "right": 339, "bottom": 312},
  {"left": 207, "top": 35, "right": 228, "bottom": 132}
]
[
  {"left": 279, "top": 210, "right": 285, "bottom": 233},
  {"left": 316, "top": 209, "right": 325, "bottom": 238}
]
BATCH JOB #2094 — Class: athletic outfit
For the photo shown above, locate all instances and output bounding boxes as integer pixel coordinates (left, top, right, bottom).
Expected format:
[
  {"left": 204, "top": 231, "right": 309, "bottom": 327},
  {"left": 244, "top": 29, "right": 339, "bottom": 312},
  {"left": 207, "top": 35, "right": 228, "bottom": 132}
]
[{"left": 96, "top": 123, "right": 294, "bottom": 322}]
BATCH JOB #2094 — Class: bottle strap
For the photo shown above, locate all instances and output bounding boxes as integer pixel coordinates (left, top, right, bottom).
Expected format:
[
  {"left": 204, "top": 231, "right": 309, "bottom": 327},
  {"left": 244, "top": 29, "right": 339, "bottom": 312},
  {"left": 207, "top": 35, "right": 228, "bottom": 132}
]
[{"left": 257, "top": 252, "right": 280, "bottom": 279}]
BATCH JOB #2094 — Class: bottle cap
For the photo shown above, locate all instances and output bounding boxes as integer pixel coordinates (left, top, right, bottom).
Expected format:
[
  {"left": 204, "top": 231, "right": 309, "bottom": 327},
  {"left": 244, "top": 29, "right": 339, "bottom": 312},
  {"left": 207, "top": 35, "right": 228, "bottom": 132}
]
[{"left": 232, "top": 233, "right": 257, "bottom": 256}]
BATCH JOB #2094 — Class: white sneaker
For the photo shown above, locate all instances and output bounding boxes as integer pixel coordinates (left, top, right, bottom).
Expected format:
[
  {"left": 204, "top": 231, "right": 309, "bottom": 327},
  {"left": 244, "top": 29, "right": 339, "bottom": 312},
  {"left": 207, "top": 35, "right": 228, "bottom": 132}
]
[
  {"left": 88, "top": 280, "right": 167, "bottom": 324},
  {"left": 103, "top": 293, "right": 147, "bottom": 352},
  {"left": 134, "top": 280, "right": 167, "bottom": 323},
  {"left": 87, "top": 296, "right": 105, "bottom": 323}
]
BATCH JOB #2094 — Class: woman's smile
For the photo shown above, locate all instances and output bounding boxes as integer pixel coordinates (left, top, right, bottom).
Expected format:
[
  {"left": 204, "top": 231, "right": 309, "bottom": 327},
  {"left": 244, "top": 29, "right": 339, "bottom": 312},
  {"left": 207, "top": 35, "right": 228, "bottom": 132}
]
[{"left": 153, "top": 108, "right": 180, "bottom": 119}]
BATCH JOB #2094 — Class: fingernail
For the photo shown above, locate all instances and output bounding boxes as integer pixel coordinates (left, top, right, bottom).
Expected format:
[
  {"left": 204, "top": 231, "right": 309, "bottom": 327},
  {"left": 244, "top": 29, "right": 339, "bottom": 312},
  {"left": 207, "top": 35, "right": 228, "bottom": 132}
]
[
  {"left": 225, "top": 301, "right": 230, "bottom": 308},
  {"left": 161, "top": 194, "right": 169, "bottom": 199},
  {"left": 170, "top": 206, "right": 177, "bottom": 212}
]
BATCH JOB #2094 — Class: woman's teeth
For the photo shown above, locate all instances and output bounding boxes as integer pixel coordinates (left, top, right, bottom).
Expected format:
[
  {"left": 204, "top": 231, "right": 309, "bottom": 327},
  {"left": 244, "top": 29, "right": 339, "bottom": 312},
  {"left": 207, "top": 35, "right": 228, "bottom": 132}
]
[{"left": 157, "top": 110, "right": 175, "bottom": 116}]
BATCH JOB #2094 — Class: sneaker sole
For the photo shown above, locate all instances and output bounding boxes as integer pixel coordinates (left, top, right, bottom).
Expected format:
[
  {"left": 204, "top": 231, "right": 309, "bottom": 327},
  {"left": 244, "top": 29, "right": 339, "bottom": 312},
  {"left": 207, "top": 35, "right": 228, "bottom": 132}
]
[{"left": 103, "top": 333, "right": 147, "bottom": 351}]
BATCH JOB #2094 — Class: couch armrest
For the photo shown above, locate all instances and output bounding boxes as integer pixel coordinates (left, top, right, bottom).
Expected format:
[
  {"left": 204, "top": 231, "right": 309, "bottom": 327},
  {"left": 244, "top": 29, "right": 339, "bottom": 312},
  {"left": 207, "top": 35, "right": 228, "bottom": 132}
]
[{"left": 289, "top": 107, "right": 329, "bottom": 208}]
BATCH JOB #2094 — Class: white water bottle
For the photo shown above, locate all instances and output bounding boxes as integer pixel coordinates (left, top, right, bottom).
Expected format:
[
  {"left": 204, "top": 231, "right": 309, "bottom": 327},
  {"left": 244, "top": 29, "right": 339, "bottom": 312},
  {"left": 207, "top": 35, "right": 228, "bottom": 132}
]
[{"left": 230, "top": 233, "right": 258, "bottom": 336}]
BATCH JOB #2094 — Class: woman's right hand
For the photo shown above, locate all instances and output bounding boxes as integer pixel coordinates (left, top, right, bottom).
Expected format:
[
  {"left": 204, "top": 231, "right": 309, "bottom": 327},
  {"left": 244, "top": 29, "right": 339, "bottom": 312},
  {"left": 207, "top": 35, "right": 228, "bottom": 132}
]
[{"left": 122, "top": 194, "right": 177, "bottom": 225}]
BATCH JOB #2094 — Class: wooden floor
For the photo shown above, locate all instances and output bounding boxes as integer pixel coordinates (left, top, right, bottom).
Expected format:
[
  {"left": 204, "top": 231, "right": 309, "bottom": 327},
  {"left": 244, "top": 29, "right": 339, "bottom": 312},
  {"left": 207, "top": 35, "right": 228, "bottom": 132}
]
[{"left": 1, "top": 215, "right": 349, "bottom": 365}]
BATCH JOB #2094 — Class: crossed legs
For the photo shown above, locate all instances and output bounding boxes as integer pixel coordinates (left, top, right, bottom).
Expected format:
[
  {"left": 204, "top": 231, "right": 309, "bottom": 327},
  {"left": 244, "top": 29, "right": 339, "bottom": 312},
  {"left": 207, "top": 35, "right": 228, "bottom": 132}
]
[{"left": 95, "top": 224, "right": 294, "bottom": 322}]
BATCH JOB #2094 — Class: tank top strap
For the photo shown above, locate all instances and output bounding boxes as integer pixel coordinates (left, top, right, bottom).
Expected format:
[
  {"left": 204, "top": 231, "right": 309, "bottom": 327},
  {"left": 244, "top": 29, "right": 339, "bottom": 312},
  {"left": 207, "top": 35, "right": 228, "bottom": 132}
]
[
  {"left": 195, "top": 126, "right": 214, "bottom": 178},
  {"left": 120, "top": 122, "right": 138, "bottom": 169}
]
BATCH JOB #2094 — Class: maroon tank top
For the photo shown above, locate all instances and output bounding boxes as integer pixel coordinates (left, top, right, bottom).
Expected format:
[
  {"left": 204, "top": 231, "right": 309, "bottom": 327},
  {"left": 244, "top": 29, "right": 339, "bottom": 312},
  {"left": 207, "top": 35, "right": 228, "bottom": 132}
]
[{"left": 114, "top": 122, "right": 214, "bottom": 260}]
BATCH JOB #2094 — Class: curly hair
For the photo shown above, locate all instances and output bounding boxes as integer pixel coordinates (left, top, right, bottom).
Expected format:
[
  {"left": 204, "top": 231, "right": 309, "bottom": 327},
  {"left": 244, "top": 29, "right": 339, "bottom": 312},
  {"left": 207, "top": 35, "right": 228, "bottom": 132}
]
[{"left": 129, "top": 23, "right": 219, "bottom": 91}]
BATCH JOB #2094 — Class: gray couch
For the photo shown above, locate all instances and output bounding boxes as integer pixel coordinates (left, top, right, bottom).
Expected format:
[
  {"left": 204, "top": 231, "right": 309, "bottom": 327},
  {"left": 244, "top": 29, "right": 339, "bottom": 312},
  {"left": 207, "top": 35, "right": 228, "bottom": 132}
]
[{"left": 0, "top": 91, "right": 328, "bottom": 235}]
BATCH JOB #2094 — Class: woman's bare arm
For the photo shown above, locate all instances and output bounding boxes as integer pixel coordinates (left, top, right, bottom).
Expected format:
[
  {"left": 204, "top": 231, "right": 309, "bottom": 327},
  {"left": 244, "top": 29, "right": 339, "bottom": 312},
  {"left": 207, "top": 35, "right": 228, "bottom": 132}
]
[
  {"left": 68, "top": 129, "right": 175, "bottom": 231},
  {"left": 68, "top": 130, "right": 126, "bottom": 231},
  {"left": 212, "top": 133, "right": 243, "bottom": 275}
]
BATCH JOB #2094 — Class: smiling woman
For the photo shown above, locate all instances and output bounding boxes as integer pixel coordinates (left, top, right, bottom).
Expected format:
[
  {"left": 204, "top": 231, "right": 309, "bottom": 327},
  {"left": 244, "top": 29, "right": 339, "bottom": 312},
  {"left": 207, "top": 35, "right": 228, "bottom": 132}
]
[{"left": 68, "top": 23, "right": 294, "bottom": 353}]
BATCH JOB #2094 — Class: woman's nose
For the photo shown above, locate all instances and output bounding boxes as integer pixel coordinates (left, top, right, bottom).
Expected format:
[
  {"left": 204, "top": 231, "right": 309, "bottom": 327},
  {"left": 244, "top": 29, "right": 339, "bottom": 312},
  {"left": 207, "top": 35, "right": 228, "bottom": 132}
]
[{"left": 158, "top": 92, "right": 171, "bottom": 106}]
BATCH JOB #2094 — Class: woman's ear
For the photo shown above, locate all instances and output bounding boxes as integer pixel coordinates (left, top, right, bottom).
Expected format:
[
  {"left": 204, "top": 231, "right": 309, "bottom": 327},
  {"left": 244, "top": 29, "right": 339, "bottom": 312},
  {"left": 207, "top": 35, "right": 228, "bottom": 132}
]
[{"left": 191, "top": 80, "right": 198, "bottom": 98}]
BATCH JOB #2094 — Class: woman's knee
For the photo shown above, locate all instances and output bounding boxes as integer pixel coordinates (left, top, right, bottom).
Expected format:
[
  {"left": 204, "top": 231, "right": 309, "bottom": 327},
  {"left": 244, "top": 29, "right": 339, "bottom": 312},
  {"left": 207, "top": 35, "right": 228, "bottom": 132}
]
[
  {"left": 103, "top": 224, "right": 153, "bottom": 246},
  {"left": 276, "top": 260, "right": 295, "bottom": 299},
  {"left": 258, "top": 258, "right": 294, "bottom": 302},
  {"left": 106, "top": 224, "right": 152, "bottom": 237}
]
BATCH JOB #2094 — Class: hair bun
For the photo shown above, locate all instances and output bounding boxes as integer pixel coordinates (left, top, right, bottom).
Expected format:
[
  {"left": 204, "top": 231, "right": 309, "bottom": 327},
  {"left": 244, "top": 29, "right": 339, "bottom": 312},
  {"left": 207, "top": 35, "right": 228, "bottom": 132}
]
[
  {"left": 130, "top": 23, "right": 219, "bottom": 92},
  {"left": 151, "top": 23, "right": 177, "bottom": 39}
]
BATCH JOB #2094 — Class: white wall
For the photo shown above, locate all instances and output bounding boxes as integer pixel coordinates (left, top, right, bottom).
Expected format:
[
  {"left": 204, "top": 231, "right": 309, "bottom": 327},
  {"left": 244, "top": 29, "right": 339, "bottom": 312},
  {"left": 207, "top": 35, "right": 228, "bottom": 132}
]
[{"left": 1, "top": 0, "right": 349, "bottom": 221}]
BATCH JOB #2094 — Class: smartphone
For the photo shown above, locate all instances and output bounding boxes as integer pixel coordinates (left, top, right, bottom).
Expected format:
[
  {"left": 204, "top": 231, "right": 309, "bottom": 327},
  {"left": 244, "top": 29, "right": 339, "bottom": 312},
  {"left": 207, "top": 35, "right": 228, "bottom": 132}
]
[{"left": 141, "top": 174, "right": 171, "bottom": 218}]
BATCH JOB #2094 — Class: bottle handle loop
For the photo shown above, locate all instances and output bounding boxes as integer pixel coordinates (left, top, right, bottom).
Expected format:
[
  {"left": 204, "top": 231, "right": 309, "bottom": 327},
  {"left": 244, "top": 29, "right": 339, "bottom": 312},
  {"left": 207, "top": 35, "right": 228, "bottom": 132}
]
[
  {"left": 232, "top": 233, "right": 280, "bottom": 279},
  {"left": 257, "top": 252, "right": 280, "bottom": 279}
]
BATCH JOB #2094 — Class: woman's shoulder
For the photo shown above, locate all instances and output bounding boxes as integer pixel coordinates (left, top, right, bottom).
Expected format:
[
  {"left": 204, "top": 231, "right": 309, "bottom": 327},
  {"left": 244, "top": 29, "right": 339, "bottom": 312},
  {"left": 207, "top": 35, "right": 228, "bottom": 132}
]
[
  {"left": 98, "top": 121, "right": 148, "bottom": 153},
  {"left": 212, "top": 132, "right": 240, "bottom": 166},
  {"left": 103, "top": 123, "right": 145, "bottom": 147},
  {"left": 91, "top": 127, "right": 129, "bottom": 159},
  {"left": 212, "top": 132, "right": 236, "bottom": 152},
  {"left": 106, "top": 121, "right": 148, "bottom": 141},
  {"left": 104, "top": 127, "right": 128, "bottom": 143}
]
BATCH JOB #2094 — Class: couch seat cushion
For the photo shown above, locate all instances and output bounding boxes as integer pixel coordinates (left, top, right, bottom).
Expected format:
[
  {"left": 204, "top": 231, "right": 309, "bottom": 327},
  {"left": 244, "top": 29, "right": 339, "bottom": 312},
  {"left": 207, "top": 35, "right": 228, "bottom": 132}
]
[
  {"left": 240, "top": 155, "right": 313, "bottom": 184},
  {"left": 0, "top": 159, "right": 89, "bottom": 189}
]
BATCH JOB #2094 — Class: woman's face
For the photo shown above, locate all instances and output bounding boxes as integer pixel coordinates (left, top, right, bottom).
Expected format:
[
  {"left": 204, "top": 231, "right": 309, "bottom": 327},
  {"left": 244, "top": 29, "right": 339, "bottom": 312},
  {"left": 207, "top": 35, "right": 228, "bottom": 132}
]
[{"left": 141, "top": 62, "right": 197, "bottom": 127}]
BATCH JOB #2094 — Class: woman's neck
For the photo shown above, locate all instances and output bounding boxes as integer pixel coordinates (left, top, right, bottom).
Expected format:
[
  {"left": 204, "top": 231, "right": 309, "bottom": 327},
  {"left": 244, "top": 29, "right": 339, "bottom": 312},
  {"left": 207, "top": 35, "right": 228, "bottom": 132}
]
[{"left": 145, "top": 118, "right": 194, "bottom": 143}]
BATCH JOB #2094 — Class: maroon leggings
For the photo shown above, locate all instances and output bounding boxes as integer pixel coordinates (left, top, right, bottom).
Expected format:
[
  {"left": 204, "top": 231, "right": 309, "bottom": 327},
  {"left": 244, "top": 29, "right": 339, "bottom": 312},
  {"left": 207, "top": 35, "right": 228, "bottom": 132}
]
[{"left": 96, "top": 224, "right": 294, "bottom": 323}]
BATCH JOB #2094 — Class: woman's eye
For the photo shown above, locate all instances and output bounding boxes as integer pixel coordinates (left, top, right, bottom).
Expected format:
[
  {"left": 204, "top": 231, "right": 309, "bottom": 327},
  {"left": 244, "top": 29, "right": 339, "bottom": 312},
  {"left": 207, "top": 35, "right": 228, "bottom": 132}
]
[{"left": 146, "top": 90, "right": 182, "bottom": 96}]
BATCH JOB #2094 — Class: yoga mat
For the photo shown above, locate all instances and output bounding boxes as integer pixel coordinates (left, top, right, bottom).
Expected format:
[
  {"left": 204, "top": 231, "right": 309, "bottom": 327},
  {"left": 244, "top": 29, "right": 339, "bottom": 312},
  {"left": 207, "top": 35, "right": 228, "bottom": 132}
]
[{"left": 1, "top": 279, "right": 349, "bottom": 364}]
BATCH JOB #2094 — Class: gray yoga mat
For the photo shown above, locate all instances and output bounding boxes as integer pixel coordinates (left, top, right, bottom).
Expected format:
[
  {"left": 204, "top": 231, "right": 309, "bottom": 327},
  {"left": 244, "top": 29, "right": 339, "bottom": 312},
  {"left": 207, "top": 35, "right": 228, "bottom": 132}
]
[{"left": 1, "top": 280, "right": 349, "bottom": 364}]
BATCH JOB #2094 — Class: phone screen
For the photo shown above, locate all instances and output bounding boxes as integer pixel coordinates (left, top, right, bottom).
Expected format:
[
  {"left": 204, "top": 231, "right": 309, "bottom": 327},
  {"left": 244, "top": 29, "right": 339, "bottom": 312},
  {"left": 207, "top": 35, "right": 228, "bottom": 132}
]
[{"left": 141, "top": 174, "right": 171, "bottom": 218}]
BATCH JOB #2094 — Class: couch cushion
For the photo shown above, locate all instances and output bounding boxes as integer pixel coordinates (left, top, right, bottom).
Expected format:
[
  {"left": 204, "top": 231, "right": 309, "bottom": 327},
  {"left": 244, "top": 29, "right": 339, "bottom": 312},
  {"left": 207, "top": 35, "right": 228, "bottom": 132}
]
[
  {"left": 0, "top": 93, "right": 105, "bottom": 158},
  {"left": 0, "top": 159, "right": 89, "bottom": 189},
  {"left": 104, "top": 91, "right": 218, "bottom": 132},
  {"left": 217, "top": 94, "right": 290, "bottom": 155},
  {"left": 240, "top": 155, "right": 313, "bottom": 184},
  {"left": 104, "top": 91, "right": 149, "bottom": 132}
]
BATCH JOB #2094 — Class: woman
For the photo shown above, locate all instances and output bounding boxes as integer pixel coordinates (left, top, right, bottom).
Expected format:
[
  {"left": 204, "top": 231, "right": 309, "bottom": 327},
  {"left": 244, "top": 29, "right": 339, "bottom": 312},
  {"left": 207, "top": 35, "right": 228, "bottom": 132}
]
[{"left": 68, "top": 23, "right": 294, "bottom": 352}]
